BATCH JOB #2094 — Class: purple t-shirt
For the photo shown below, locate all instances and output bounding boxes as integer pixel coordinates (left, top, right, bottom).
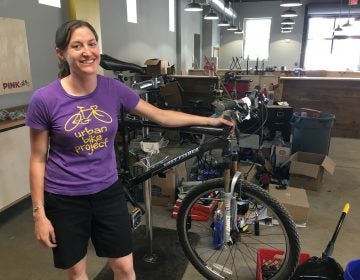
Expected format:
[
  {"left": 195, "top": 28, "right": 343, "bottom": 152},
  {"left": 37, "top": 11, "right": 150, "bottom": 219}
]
[{"left": 25, "top": 75, "right": 140, "bottom": 195}]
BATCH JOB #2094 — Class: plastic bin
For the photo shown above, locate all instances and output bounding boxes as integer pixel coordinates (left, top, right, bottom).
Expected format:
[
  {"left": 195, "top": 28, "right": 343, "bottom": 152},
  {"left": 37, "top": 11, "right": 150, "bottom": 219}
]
[
  {"left": 256, "top": 248, "right": 311, "bottom": 280},
  {"left": 345, "top": 259, "right": 360, "bottom": 280},
  {"left": 290, "top": 112, "right": 335, "bottom": 155}
]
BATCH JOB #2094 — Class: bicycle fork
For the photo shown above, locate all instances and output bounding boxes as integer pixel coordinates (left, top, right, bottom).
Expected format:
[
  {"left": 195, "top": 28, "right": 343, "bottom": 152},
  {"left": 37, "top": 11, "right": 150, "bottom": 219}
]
[
  {"left": 221, "top": 136, "right": 242, "bottom": 246},
  {"left": 223, "top": 170, "right": 242, "bottom": 246}
]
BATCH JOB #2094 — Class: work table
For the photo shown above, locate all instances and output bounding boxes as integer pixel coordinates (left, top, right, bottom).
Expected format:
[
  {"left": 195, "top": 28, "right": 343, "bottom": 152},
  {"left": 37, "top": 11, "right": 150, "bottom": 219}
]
[
  {"left": 0, "top": 119, "right": 25, "bottom": 132},
  {"left": 280, "top": 77, "right": 360, "bottom": 138},
  {"left": 0, "top": 105, "right": 27, "bottom": 132}
]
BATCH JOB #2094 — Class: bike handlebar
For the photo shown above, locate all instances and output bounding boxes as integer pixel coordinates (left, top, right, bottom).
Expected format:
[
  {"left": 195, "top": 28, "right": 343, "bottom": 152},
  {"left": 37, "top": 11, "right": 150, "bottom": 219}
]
[
  {"left": 212, "top": 96, "right": 252, "bottom": 122},
  {"left": 124, "top": 118, "right": 231, "bottom": 137}
]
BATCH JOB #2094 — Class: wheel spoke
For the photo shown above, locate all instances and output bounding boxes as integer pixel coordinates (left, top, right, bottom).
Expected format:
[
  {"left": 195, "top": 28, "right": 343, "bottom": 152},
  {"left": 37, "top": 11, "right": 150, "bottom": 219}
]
[{"left": 177, "top": 179, "right": 300, "bottom": 280}]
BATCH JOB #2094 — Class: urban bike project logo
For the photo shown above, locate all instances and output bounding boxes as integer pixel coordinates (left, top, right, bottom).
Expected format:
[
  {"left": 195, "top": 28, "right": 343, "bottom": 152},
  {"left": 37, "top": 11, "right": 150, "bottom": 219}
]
[{"left": 64, "top": 105, "right": 113, "bottom": 155}]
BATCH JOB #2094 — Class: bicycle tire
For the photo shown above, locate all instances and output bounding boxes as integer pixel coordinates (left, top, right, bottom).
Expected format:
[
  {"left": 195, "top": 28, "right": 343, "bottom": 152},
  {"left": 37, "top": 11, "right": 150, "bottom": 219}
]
[{"left": 177, "top": 178, "right": 300, "bottom": 280}]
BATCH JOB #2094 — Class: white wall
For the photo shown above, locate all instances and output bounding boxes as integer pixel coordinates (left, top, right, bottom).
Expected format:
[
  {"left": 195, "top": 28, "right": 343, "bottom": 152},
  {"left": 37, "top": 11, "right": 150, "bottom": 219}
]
[{"left": 100, "top": 0, "right": 177, "bottom": 69}]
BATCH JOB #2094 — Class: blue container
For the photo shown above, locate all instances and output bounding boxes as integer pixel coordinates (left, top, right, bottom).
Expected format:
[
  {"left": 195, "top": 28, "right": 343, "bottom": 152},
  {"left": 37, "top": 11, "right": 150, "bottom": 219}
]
[
  {"left": 345, "top": 259, "right": 360, "bottom": 280},
  {"left": 290, "top": 112, "right": 335, "bottom": 155}
]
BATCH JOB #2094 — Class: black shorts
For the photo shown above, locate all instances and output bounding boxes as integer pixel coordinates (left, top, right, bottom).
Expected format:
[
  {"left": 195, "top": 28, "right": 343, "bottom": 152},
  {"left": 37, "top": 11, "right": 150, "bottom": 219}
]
[{"left": 44, "top": 180, "right": 133, "bottom": 269}]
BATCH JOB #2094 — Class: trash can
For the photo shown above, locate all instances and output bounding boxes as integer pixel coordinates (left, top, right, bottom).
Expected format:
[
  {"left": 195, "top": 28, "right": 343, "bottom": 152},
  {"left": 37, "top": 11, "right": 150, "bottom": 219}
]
[
  {"left": 345, "top": 259, "right": 360, "bottom": 280},
  {"left": 290, "top": 112, "right": 335, "bottom": 155}
]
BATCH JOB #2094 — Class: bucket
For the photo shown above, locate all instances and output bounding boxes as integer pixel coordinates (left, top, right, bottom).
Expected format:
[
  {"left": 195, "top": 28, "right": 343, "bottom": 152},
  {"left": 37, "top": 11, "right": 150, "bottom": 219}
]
[
  {"left": 290, "top": 112, "right": 335, "bottom": 155},
  {"left": 345, "top": 259, "right": 360, "bottom": 280}
]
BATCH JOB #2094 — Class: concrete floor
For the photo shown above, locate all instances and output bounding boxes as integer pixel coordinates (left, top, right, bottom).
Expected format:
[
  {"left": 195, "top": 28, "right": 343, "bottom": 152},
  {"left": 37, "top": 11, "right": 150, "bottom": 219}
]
[{"left": 0, "top": 137, "right": 359, "bottom": 279}]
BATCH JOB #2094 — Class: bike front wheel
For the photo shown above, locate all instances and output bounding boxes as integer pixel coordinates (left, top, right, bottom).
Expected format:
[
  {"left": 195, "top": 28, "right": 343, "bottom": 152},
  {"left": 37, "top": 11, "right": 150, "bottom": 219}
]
[{"left": 176, "top": 178, "right": 300, "bottom": 280}]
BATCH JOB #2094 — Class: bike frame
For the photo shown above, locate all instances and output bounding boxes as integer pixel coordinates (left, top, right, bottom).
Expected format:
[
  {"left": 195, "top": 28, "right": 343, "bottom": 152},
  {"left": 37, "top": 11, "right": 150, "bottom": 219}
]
[
  {"left": 118, "top": 109, "right": 236, "bottom": 248},
  {"left": 119, "top": 111, "right": 234, "bottom": 189}
]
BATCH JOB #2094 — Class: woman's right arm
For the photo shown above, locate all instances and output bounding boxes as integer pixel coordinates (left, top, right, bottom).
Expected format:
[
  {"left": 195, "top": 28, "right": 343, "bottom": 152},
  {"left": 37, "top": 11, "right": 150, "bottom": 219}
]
[{"left": 29, "top": 128, "right": 57, "bottom": 248}]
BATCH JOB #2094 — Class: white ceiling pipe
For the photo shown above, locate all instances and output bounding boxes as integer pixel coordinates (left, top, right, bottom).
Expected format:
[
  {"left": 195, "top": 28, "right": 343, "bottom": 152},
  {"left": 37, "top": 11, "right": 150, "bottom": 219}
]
[{"left": 205, "top": 0, "right": 237, "bottom": 19}]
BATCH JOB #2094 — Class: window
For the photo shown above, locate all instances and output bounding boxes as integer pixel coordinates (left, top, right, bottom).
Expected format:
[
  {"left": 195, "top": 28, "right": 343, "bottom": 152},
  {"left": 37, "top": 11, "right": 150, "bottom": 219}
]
[
  {"left": 126, "top": 0, "right": 137, "bottom": 23},
  {"left": 243, "top": 18, "right": 271, "bottom": 60},
  {"left": 169, "top": 0, "right": 175, "bottom": 32},
  {"left": 38, "top": 0, "right": 61, "bottom": 8},
  {"left": 304, "top": 17, "right": 360, "bottom": 71}
]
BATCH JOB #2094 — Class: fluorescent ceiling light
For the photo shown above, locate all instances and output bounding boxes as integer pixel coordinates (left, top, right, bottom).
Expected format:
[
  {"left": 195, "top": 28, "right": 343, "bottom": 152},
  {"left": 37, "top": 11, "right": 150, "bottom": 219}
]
[
  {"left": 280, "top": 0, "right": 302, "bottom": 7},
  {"left": 227, "top": 24, "right": 238, "bottom": 31},
  {"left": 234, "top": 27, "right": 243, "bottom": 34},
  {"left": 184, "top": 0, "right": 203, "bottom": 12},
  {"left": 281, "top": 18, "right": 295, "bottom": 25},
  {"left": 218, "top": 16, "right": 230, "bottom": 26},
  {"left": 342, "top": 20, "right": 352, "bottom": 27},
  {"left": 334, "top": 24, "right": 343, "bottom": 31},
  {"left": 281, "top": 8, "right": 298, "bottom": 18},
  {"left": 204, "top": 7, "right": 219, "bottom": 20},
  {"left": 281, "top": 24, "right": 294, "bottom": 30}
]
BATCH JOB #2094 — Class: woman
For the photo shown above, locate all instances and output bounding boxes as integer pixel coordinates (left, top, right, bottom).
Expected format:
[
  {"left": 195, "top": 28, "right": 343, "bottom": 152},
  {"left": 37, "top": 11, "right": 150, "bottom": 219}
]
[{"left": 26, "top": 20, "right": 233, "bottom": 280}]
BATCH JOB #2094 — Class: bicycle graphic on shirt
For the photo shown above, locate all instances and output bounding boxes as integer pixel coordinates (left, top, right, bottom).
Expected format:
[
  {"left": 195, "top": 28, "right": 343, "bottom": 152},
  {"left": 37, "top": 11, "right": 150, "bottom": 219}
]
[{"left": 64, "top": 105, "right": 112, "bottom": 132}]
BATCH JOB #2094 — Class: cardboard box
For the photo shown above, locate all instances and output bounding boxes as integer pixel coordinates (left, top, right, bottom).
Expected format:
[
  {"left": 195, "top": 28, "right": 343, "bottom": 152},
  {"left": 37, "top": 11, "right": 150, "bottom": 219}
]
[
  {"left": 260, "top": 140, "right": 272, "bottom": 159},
  {"left": 150, "top": 162, "right": 187, "bottom": 207},
  {"left": 271, "top": 145, "right": 291, "bottom": 167},
  {"left": 237, "top": 163, "right": 256, "bottom": 183},
  {"left": 283, "top": 152, "right": 335, "bottom": 191},
  {"left": 144, "top": 59, "right": 168, "bottom": 75},
  {"left": 269, "top": 184, "right": 310, "bottom": 224}
]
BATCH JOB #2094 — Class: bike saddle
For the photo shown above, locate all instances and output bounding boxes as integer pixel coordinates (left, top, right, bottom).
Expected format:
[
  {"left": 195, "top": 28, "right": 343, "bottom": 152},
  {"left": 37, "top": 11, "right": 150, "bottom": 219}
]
[{"left": 100, "top": 54, "right": 146, "bottom": 74}]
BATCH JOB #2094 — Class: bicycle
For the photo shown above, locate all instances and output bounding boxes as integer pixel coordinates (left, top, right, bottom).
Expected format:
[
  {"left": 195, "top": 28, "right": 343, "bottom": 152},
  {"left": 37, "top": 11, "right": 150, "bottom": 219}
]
[
  {"left": 99, "top": 55, "right": 300, "bottom": 279},
  {"left": 118, "top": 96, "right": 300, "bottom": 280}
]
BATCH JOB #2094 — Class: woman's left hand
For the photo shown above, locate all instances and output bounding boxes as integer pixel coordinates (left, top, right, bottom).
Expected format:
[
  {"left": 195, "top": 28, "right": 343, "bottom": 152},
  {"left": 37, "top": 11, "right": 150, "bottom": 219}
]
[{"left": 210, "top": 116, "right": 235, "bottom": 132}]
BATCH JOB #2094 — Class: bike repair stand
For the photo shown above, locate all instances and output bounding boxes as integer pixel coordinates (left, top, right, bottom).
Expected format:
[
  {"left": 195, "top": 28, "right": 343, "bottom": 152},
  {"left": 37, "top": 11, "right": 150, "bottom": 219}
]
[
  {"left": 133, "top": 78, "right": 168, "bottom": 263},
  {"left": 143, "top": 167, "right": 157, "bottom": 263},
  {"left": 135, "top": 144, "right": 168, "bottom": 264}
]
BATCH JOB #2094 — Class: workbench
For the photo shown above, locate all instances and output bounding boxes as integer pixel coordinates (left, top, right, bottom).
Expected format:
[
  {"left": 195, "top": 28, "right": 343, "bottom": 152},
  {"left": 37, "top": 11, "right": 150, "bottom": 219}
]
[{"left": 280, "top": 77, "right": 360, "bottom": 138}]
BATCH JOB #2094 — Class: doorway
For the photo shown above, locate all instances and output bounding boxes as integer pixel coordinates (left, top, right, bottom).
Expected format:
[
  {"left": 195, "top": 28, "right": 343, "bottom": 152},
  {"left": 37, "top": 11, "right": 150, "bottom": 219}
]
[{"left": 194, "top": 33, "right": 200, "bottom": 69}]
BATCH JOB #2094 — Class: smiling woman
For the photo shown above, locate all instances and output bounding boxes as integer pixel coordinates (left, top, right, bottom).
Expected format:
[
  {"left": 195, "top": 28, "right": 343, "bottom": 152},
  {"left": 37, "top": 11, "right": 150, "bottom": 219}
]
[{"left": 24, "top": 18, "right": 233, "bottom": 280}]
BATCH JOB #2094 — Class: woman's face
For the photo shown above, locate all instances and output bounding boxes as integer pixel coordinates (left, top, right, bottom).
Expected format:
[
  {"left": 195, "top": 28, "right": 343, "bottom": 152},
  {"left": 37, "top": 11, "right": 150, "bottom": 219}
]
[{"left": 57, "top": 26, "right": 100, "bottom": 77}]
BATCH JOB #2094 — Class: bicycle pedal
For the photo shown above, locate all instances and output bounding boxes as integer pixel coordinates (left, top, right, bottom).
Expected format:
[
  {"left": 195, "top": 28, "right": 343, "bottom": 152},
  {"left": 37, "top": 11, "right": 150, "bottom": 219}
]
[{"left": 130, "top": 207, "right": 142, "bottom": 231}]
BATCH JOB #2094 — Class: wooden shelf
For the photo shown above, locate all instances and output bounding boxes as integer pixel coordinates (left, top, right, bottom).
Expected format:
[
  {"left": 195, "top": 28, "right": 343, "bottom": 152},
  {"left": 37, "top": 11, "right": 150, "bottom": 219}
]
[{"left": 0, "top": 105, "right": 27, "bottom": 132}]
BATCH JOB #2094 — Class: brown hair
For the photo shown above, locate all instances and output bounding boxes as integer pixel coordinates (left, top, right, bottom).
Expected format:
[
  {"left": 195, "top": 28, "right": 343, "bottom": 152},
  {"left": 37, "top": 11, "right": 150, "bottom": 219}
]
[{"left": 55, "top": 20, "right": 99, "bottom": 78}]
